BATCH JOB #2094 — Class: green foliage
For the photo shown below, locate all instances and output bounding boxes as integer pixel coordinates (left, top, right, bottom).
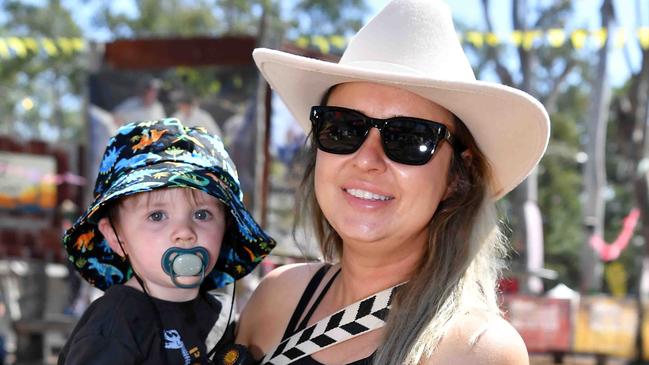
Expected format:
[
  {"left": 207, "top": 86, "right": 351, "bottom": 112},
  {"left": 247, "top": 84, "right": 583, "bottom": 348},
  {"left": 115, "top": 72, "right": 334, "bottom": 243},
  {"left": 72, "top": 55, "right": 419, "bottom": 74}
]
[
  {"left": 0, "top": 0, "right": 85, "bottom": 141},
  {"left": 293, "top": 0, "right": 368, "bottom": 36},
  {"left": 539, "top": 99, "right": 586, "bottom": 289},
  {"left": 97, "top": 0, "right": 220, "bottom": 37},
  {"left": 0, "top": 0, "right": 367, "bottom": 142}
]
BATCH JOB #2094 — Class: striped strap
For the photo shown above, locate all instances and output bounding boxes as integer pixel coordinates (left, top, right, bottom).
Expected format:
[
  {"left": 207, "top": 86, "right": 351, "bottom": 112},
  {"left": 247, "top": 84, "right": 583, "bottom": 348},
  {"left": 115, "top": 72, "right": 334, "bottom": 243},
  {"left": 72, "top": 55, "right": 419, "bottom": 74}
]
[{"left": 262, "top": 284, "right": 402, "bottom": 365}]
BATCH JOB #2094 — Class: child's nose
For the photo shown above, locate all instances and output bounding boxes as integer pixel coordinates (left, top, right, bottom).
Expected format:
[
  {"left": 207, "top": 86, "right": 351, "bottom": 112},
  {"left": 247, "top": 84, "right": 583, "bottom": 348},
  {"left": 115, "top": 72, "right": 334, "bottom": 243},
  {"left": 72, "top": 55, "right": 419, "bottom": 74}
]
[{"left": 172, "top": 223, "right": 197, "bottom": 244}]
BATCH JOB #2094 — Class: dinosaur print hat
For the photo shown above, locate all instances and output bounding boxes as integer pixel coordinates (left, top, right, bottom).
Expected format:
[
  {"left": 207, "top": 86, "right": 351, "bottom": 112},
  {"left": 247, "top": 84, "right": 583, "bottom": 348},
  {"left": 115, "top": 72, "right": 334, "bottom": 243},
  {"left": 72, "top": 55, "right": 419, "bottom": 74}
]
[{"left": 63, "top": 118, "right": 275, "bottom": 291}]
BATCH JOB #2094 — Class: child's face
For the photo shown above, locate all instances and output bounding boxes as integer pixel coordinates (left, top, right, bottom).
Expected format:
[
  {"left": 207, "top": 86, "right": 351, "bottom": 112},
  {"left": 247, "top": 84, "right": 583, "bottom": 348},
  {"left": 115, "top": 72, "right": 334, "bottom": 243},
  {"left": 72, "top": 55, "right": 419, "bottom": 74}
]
[{"left": 104, "top": 188, "right": 226, "bottom": 301}]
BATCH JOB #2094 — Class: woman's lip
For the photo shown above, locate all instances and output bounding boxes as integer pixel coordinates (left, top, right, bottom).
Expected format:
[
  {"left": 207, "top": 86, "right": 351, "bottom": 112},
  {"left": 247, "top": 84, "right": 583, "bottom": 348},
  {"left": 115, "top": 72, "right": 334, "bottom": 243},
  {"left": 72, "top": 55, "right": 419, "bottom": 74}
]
[
  {"left": 343, "top": 188, "right": 394, "bottom": 201},
  {"left": 342, "top": 188, "right": 394, "bottom": 209},
  {"left": 341, "top": 182, "right": 394, "bottom": 199}
]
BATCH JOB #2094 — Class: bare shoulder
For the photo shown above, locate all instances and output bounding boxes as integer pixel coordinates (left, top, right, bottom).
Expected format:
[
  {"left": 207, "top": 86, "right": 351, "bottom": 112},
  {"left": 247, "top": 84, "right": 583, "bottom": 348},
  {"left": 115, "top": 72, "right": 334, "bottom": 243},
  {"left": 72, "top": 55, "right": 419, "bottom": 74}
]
[
  {"left": 236, "top": 262, "right": 329, "bottom": 358},
  {"left": 426, "top": 309, "right": 529, "bottom": 365}
]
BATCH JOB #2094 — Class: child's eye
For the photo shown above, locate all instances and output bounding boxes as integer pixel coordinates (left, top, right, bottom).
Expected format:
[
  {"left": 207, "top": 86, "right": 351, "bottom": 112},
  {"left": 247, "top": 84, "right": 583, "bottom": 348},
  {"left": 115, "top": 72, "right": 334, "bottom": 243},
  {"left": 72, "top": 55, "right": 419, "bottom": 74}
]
[
  {"left": 194, "top": 209, "right": 213, "bottom": 221},
  {"left": 148, "top": 211, "right": 166, "bottom": 222}
]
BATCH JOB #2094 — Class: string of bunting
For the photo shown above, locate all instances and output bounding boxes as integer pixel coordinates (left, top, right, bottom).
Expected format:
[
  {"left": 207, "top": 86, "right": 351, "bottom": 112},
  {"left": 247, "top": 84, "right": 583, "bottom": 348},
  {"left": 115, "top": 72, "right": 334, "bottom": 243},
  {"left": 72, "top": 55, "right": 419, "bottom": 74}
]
[
  {"left": 3, "top": 27, "right": 649, "bottom": 60},
  {"left": 293, "top": 27, "right": 649, "bottom": 54},
  {"left": 0, "top": 37, "right": 85, "bottom": 59}
]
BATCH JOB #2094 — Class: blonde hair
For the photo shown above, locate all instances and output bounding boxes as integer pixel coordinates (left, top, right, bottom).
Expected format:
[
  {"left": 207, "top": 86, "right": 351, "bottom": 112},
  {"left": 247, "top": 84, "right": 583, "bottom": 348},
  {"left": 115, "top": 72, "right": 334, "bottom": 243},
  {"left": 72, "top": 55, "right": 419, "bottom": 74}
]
[{"left": 295, "top": 106, "right": 507, "bottom": 364}]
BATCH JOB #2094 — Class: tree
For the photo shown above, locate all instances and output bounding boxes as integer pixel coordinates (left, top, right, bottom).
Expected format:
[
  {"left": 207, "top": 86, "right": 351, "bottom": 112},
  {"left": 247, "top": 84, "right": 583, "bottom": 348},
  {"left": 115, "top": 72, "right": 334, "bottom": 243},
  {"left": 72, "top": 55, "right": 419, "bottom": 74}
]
[
  {"left": 609, "top": 1, "right": 649, "bottom": 295},
  {"left": 476, "top": 0, "right": 586, "bottom": 291},
  {"left": 580, "top": 0, "right": 614, "bottom": 293},
  {"left": 0, "top": 0, "right": 85, "bottom": 142}
]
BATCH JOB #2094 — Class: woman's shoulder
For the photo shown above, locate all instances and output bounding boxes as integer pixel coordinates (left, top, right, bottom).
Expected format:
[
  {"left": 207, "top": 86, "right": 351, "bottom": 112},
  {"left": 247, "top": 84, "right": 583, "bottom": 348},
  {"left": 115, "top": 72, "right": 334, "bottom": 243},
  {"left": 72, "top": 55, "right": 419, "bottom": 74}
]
[
  {"left": 426, "top": 308, "right": 528, "bottom": 365},
  {"left": 236, "top": 262, "right": 330, "bottom": 356},
  {"left": 247, "top": 262, "right": 329, "bottom": 305}
]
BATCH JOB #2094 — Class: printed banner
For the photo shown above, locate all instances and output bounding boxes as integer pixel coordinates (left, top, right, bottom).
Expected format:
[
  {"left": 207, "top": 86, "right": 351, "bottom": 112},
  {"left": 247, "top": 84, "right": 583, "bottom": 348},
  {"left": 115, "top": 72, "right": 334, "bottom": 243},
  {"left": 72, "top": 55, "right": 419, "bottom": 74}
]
[{"left": 0, "top": 152, "right": 57, "bottom": 212}]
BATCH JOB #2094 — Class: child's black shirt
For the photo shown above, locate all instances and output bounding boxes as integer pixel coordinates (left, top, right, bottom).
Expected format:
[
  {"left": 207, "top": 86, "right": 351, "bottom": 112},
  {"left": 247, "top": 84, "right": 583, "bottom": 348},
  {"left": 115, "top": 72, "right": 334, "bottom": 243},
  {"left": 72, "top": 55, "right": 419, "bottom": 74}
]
[{"left": 58, "top": 285, "right": 222, "bottom": 365}]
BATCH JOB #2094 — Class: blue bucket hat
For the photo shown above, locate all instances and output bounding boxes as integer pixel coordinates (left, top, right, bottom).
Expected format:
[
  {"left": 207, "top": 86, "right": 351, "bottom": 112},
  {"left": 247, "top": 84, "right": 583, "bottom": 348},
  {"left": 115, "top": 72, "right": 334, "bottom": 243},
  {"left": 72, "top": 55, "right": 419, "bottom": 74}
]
[{"left": 63, "top": 118, "right": 275, "bottom": 291}]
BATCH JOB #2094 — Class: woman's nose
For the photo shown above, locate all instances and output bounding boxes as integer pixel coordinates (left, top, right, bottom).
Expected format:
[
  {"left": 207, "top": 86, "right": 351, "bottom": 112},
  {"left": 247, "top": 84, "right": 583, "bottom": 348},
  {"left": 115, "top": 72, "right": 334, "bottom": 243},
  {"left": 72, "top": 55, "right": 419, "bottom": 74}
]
[{"left": 351, "top": 128, "right": 388, "bottom": 172}]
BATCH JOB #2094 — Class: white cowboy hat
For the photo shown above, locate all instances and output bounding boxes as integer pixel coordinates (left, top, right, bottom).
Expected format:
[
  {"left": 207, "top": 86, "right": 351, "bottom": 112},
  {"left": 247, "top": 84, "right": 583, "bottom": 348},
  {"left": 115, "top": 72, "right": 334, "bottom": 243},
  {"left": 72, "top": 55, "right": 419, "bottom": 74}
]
[{"left": 253, "top": 0, "right": 550, "bottom": 199}]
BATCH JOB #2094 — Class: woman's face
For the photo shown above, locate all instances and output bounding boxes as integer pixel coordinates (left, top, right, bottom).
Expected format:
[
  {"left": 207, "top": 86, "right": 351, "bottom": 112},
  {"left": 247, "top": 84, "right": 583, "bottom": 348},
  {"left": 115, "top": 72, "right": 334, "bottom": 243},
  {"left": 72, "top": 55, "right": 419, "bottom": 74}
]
[{"left": 314, "top": 82, "right": 456, "bottom": 254}]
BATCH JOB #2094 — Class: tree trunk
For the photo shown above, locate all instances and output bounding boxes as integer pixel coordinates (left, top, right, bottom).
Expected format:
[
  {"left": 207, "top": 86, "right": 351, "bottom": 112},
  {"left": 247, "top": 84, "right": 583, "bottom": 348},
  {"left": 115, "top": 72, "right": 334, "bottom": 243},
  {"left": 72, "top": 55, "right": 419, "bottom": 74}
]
[
  {"left": 510, "top": 0, "right": 545, "bottom": 294},
  {"left": 580, "top": 0, "right": 613, "bottom": 294}
]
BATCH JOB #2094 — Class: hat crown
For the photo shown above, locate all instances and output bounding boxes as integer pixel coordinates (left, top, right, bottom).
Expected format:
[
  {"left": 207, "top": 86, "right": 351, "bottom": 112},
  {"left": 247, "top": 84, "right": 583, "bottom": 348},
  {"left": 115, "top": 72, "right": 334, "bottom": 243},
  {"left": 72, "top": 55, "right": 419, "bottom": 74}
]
[
  {"left": 340, "top": 0, "right": 475, "bottom": 81},
  {"left": 95, "top": 118, "right": 239, "bottom": 199}
]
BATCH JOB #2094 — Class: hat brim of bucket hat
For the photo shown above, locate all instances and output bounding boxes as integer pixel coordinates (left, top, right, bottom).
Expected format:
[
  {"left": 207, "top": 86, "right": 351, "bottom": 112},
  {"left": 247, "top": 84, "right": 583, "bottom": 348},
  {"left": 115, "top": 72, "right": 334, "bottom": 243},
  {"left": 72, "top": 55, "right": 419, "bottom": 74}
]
[
  {"left": 253, "top": 48, "right": 550, "bottom": 199},
  {"left": 64, "top": 161, "right": 275, "bottom": 291}
]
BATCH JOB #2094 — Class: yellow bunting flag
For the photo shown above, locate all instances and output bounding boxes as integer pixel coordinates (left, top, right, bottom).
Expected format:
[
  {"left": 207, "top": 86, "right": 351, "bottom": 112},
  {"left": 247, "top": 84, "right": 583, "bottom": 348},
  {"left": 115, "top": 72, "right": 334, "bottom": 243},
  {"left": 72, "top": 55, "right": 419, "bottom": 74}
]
[
  {"left": 571, "top": 29, "right": 588, "bottom": 49},
  {"left": 485, "top": 32, "right": 499, "bottom": 47},
  {"left": 312, "top": 35, "right": 330, "bottom": 55},
  {"left": 8, "top": 37, "right": 27, "bottom": 58},
  {"left": 41, "top": 38, "right": 59, "bottom": 56},
  {"left": 638, "top": 27, "right": 649, "bottom": 50},
  {"left": 465, "top": 31, "right": 484, "bottom": 48},
  {"left": 510, "top": 30, "right": 523, "bottom": 47},
  {"left": 0, "top": 39, "right": 9, "bottom": 59},
  {"left": 330, "top": 35, "right": 346, "bottom": 50},
  {"left": 71, "top": 38, "right": 85, "bottom": 51},
  {"left": 57, "top": 38, "right": 73, "bottom": 55},
  {"left": 522, "top": 30, "right": 542, "bottom": 50},
  {"left": 547, "top": 29, "right": 566, "bottom": 48},
  {"left": 295, "top": 36, "right": 309, "bottom": 49},
  {"left": 592, "top": 29, "right": 608, "bottom": 48},
  {"left": 23, "top": 38, "right": 39, "bottom": 54}
]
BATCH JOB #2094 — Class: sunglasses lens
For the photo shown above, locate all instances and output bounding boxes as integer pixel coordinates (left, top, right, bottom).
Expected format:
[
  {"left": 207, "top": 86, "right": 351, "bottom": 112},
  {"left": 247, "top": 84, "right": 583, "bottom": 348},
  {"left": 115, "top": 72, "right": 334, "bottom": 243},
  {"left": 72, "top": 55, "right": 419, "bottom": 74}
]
[
  {"left": 383, "top": 119, "right": 442, "bottom": 165},
  {"left": 315, "top": 109, "right": 368, "bottom": 154}
]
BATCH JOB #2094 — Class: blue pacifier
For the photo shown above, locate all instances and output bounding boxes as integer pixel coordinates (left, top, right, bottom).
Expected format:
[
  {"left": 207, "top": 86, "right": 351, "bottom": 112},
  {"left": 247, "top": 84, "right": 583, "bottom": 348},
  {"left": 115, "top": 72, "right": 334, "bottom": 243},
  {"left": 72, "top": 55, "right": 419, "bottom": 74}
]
[{"left": 161, "top": 246, "right": 210, "bottom": 289}]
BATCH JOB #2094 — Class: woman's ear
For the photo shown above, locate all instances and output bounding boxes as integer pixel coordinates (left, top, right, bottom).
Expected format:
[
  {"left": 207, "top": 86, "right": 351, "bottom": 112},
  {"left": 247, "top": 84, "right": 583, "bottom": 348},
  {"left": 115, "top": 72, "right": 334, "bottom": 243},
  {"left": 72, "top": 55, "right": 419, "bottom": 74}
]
[{"left": 97, "top": 217, "right": 126, "bottom": 258}]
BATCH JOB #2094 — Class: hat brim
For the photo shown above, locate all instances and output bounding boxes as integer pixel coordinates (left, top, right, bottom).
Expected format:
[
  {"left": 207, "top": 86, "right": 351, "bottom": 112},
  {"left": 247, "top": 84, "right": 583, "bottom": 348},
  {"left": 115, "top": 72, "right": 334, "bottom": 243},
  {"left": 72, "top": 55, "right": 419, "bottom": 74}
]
[
  {"left": 253, "top": 48, "right": 549, "bottom": 199},
  {"left": 64, "top": 161, "right": 275, "bottom": 291}
]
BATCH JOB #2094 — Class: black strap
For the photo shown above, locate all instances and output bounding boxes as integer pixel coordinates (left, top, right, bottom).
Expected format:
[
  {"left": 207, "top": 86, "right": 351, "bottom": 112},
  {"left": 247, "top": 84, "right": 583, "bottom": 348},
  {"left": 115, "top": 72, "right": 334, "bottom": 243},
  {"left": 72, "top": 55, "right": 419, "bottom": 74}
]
[
  {"left": 295, "top": 268, "right": 341, "bottom": 332},
  {"left": 110, "top": 218, "right": 171, "bottom": 365},
  {"left": 280, "top": 264, "right": 330, "bottom": 340}
]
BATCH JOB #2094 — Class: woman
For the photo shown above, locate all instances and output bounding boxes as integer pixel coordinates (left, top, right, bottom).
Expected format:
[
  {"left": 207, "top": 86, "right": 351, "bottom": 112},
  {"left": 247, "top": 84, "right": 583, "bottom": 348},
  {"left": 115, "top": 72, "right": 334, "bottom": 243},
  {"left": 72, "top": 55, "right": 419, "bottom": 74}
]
[{"left": 236, "top": 0, "right": 549, "bottom": 364}]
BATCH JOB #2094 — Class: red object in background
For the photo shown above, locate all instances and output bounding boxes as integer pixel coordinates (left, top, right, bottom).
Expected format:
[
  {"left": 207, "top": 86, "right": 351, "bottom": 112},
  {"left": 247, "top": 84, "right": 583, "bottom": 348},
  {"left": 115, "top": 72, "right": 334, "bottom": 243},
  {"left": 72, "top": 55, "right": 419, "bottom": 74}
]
[
  {"left": 498, "top": 277, "right": 520, "bottom": 293},
  {"left": 502, "top": 295, "right": 572, "bottom": 353},
  {"left": 104, "top": 37, "right": 256, "bottom": 69},
  {"left": 590, "top": 208, "right": 640, "bottom": 262}
]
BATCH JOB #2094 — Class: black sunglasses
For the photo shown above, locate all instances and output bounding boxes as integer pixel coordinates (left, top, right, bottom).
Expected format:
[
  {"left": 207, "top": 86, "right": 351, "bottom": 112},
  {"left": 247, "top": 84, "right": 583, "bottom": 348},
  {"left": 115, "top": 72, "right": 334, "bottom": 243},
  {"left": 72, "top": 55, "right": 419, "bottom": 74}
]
[{"left": 310, "top": 106, "right": 464, "bottom": 166}]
